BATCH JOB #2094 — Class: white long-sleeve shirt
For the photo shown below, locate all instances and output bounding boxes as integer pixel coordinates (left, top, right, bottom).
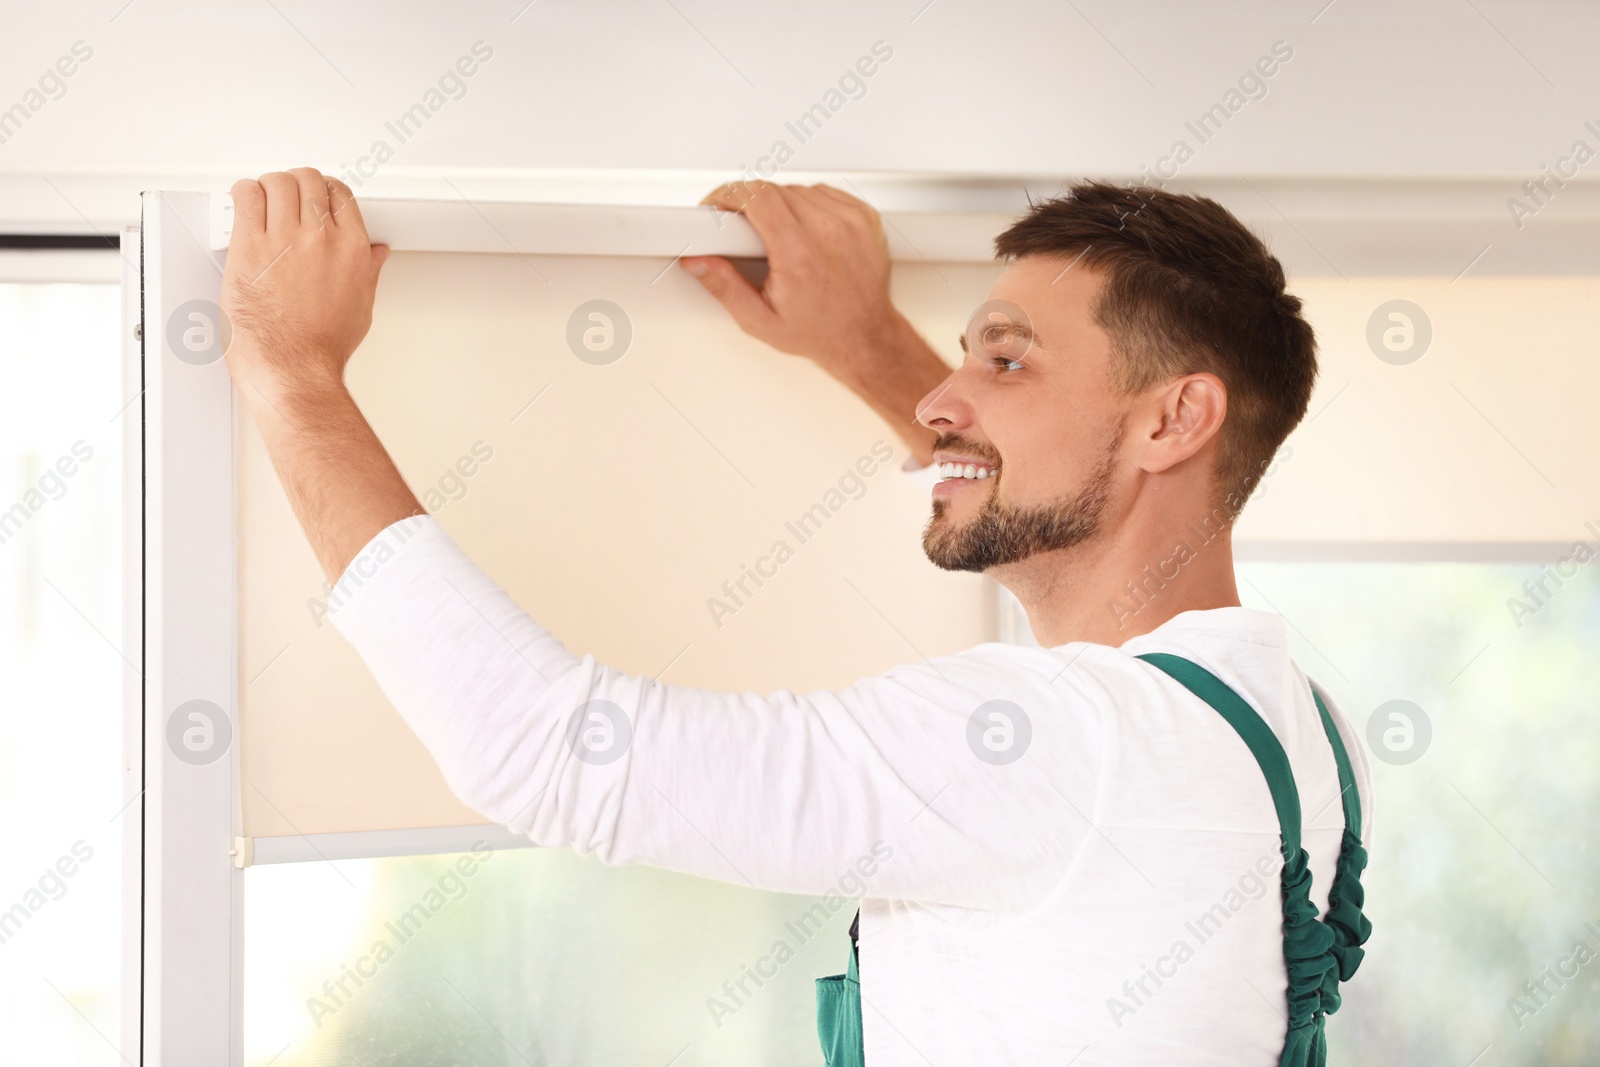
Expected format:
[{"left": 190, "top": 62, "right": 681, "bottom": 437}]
[{"left": 329, "top": 513, "right": 1373, "bottom": 1066}]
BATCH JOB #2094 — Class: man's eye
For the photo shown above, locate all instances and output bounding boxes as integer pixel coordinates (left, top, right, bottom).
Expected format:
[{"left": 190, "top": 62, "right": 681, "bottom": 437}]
[{"left": 989, "top": 355, "right": 1025, "bottom": 372}]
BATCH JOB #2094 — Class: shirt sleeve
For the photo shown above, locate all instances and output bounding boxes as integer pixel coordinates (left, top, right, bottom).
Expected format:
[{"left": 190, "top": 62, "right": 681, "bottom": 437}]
[{"left": 328, "top": 515, "right": 1097, "bottom": 911}]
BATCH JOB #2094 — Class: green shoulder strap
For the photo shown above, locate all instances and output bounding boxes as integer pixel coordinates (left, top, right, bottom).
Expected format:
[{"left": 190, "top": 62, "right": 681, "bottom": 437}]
[
  {"left": 1310, "top": 683, "right": 1373, "bottom": 996},
  {"left": 1137, "top": 652, "right": 1367, "bottom": 1067},
  {"left": 1137, "top": 652, "right": 1304, "bottom": 851},
  {"left": 1311, "top": 685, "right": 1362, "bottom": 837}
]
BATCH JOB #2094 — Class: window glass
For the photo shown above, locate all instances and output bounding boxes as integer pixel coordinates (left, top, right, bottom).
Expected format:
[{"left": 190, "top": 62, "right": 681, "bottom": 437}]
[
  {"left": 0, "top": 279, "right": 124, "bottom": 1065},
  {"left": 246, "top": 846, "right": 849, "bottom": 1066},
  {"left": 1239, "top": 561, "right": 1600, "bottom": 1064}
]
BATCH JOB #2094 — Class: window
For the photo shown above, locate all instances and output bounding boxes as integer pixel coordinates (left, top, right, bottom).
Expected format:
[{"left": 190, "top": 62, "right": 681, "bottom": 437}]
[
  {"left": 245, "top": 847, "right": 849, "bottom": 1066},
  {"left": 0, "top": 260, "right": 125, "bottom": 1066},
  {"left": 1239, "top": 561, "right": 1599, "bottom": 1065},
  {"left": 134, "top": 189, "right": 1600, "bottom": 1064}
]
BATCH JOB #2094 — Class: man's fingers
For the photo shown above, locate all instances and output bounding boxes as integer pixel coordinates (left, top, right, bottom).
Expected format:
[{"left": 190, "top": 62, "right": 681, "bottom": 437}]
[
  {"left": 796, "top": 185, "right": 884, "bottom": 242},
  {"left": 808, "top": 183, "right": 861, "bottom": 204},
  {"left": 700, "top": 180, "right": 764, "bottom": 211},
  {"left": 682, "top": 256, "right": 778, "bottom": 339},
  {"left": 810, "top": 183, "right": 882, "bottom": 226},
  {"left": 288, "top": 167, "right": 331, "bottom": 229},
  {"left": 326, "top": 177, "right": 370, "bottom": 237},
  {"left": 781, "top": 185, "right": 856, "bottom": 233},
  {"left": 229, "top": 179, "right": 267, "bottom": 239},
  {"left": 369, "top": 243, "right": 391, "bottom": 285},
  {"left": 700, "top": 180, "right": 803, "bottom": 251},
  {"left": 257, "top": 171, "right": 302, "bottom": 237}
]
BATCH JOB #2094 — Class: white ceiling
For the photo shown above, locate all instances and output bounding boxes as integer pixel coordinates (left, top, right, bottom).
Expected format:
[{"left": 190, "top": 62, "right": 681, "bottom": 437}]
[{"left": 2, "top": 0, "right": 1598, "bottom": 230}]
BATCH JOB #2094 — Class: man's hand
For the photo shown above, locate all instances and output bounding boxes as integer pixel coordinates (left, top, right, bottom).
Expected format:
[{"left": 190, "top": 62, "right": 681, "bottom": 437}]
[
  {"left": 221, "top": 167, "right": 390, "bottom": 406},
  {"left": 220, "top": 168, "right": 421, "bottom": 583},
  {"left": 681, "top": 182, "right": 949, "bottom": 465}
]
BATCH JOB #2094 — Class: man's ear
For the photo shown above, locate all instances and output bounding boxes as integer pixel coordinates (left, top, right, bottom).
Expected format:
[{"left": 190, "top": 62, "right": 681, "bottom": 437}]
[{"left": 1139, "top": 373, "right": 1227, "bottom": 475}]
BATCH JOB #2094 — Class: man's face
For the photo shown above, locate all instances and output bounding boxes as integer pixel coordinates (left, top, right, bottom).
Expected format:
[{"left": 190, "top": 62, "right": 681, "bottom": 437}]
[{"left": 919, "top": 256, "right": 1129, "bottom": 572}]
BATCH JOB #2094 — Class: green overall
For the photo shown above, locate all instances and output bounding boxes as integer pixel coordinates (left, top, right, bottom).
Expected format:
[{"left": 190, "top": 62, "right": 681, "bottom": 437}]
[{"left": 814, "top": 654, "right": 1371, "bottom": 1067}]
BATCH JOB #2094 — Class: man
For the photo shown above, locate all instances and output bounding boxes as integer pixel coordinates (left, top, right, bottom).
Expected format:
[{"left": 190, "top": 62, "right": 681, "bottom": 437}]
[{"left": 220, "top": 169, "right": 1372, "bottom": 1065}]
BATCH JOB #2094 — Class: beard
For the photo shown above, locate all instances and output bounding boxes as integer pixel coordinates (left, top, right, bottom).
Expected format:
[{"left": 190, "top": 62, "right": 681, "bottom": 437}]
[{"left": 921, "top": 422, "right": 1124, "bottom": 573}]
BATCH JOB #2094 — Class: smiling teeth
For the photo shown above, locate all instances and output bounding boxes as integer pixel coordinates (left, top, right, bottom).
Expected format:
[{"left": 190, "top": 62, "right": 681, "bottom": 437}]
[{"left": 937, "top": 462, "right": 995, "bottom": 480}]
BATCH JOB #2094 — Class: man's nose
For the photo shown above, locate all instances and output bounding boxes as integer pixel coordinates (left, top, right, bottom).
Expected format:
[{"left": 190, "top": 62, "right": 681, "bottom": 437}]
[{"left": 915, "top": 370, "right": 970, "bottom": 431}]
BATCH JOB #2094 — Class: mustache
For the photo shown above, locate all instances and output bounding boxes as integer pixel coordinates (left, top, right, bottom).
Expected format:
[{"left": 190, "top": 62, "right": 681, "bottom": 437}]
[{"left": 932, "top": 432, "right": 1001, "bottom": 468}]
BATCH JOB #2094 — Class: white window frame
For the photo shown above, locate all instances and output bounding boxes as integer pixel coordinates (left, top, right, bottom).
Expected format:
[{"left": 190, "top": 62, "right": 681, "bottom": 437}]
[
  {"left": 119, "top": 225, "right": 145, "bottom": 1067},
  {"left": 131, "top": 180, "right": 1597, "bottom": 1065},
  {"left": 134, "top": 193, "right": 241, "bottom": 1065}
]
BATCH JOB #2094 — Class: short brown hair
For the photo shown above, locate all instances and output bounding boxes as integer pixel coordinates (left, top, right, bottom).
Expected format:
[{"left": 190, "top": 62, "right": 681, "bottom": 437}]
[{"left": 994, "top": 180, "right": 1316, "bottom": 517}]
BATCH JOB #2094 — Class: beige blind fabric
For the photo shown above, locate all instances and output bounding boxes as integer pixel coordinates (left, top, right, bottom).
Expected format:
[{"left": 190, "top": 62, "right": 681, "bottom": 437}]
[
  {"left": 238, "top": 256, "right": 1600, "bottom": 839},
  {"left": 238, "top": 253, "right": 1000, "bottom": 838},
  {"left": 1231, "top": 277, "right": 1600, "bottom": 547}
]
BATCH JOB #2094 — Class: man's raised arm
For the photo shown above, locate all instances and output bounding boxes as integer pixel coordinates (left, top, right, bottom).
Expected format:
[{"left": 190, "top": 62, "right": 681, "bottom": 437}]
[
  {"left": 681, "top": 181, "right": 951, "bottom": 468},
  {"left": 221, "top": 167, "right": 417, "bottom": 583},
  {"left": 216, "top": 168, "right": 1096, "bottom": 911}
]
